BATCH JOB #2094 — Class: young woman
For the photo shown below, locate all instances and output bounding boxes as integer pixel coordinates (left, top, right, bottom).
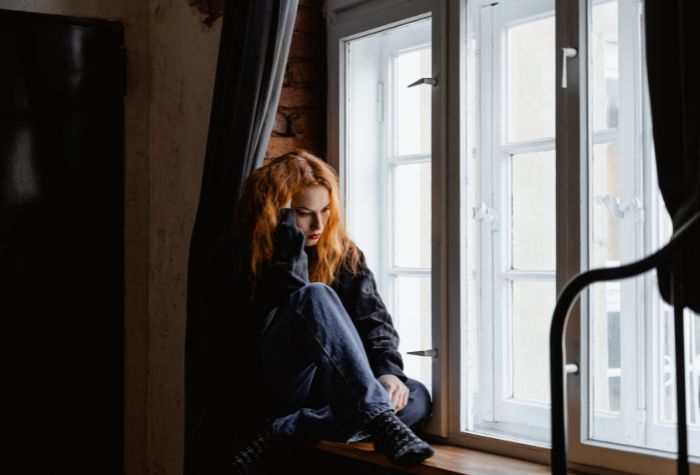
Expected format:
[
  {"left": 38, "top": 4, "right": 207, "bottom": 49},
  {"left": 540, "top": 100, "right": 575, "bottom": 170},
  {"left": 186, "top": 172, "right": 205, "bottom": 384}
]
[{"left": 218, "top": 149, "right": 434, "bottom": 473}]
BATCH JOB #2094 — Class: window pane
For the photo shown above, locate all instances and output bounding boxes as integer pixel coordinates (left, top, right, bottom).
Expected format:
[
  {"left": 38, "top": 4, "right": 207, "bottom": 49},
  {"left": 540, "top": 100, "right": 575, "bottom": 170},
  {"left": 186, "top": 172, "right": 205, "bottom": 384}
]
[
  {"left": 396, "top": 47, "right": 431, "bottom": 156},
  {"left": 590, "top": 142, "right": 621, "bottom": 267},
  {"left": 394, "top": 162, "right": 431, "bottom": 268},
  {"left": 344, "top": 18, "right": 434, "bottom": 406},
  {"left": 512, "top": 280, "right": 556, "bottom": 403},
  {"left": 591, "top": 282, "right": 621, "bottom": 415},
  {"left": 394, "top": 275, "right": 432, "bottom": 395},
  {"left": 507, "top": 15, "right": 555, "bottom": 142},
  {"left": 586, "top": 3, "right": 700, "bottom": 453},
  {"left": 591, "top": 0, "right": 619, "bottom": 131},
  {"left": 511, "top": 151, "right": 556, "bottom": 271},
  {"left": 344, "top": 17, "right": 432, "bottom": 285}
]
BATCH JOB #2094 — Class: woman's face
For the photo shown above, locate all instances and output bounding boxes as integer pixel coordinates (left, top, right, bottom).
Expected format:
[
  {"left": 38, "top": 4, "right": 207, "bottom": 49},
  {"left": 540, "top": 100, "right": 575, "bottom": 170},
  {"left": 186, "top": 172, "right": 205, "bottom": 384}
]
[{"left": 291, "top": 185, "right": 331, "bottom": 247}]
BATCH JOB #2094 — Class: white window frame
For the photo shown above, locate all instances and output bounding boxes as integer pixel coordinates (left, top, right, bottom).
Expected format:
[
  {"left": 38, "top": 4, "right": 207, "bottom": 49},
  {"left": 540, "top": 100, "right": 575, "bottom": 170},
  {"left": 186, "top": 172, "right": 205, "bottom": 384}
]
[
  {"left": 327, "top": 0, "right": 449, "bottom": 438},
  {"left": 328, "top": 0, "right": 700, "bottom": 472},
  {"left": 562, "top": 0, "right": 700, "bottom": 473},
  {"left": 473, "top": 0, "right": 557, "bottom": 440}
]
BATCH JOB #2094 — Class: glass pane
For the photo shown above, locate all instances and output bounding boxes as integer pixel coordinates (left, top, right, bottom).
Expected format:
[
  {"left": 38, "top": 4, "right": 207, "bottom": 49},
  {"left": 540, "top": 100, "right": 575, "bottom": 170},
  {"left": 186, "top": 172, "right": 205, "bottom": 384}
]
[
  {"left": 511, "top": 151, "right": 556, "bottom": 271},
  {"left": 587, "top": 14, "right": 700, "bottom": 450},
  {"left": 512, "top": 280, "right": 556, "bottom": 403},
  {"left": 590, "top": 142, "right": 621, "bottom": 268},
  {"left": 647, "top": 191, "right": 700, "bottom": 452},
  {"left": 656, "top": 294, "right": 700, "bottom": 425},
  {"left": 394, "top": 275, "right": 432, "bottom": 395},
  {"left": 394, "top": 162, "right": 431, "bottom": 268},
  {"left": 591, "top": 0, "right": 619, "bottom": 131},
  {"left": 591, "top": 282, "right": 621, "bottom": 415},
  {"left": 507, "top": 15, "right": 556, "bottom": 142},
  {"left": 396, "top": 47, "right": 431, "bottom": 156},
  {"left": 344, "top": 17, "right": 432, "bottom": 286}
]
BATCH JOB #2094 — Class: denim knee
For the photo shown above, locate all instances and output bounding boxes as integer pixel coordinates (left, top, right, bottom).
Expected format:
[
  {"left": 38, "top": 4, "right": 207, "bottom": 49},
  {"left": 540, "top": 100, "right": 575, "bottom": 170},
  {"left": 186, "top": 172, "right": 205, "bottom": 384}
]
[
  {"left": 292, "top": 282, "right": 336, "bottom": 302},
  {"left": 289, "top": 282, "right": 346, "bottom": 319}
]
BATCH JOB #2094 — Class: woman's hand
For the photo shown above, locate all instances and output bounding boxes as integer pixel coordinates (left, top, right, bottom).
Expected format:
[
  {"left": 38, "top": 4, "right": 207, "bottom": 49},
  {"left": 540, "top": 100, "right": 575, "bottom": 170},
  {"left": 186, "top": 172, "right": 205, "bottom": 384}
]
[{"left": 378, "top": 374, "right": 409, "bottom": 412}]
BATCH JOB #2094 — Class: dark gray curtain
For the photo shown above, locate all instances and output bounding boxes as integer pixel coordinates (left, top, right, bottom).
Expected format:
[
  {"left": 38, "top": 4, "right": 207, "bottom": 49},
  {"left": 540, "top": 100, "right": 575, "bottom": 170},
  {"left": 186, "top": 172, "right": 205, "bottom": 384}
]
[
  {"left": 185, "top": 1, "right": 298, "bottom": 473},
  {"left": 645, "top": 0, "right": 700, "bottom": 312}
]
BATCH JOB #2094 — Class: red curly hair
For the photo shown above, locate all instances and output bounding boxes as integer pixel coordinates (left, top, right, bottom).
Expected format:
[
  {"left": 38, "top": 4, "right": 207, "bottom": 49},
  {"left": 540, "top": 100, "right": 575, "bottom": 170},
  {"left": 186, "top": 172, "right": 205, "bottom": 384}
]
[{"left": 234, "top": 149, "right": 361, "bottom": 285}]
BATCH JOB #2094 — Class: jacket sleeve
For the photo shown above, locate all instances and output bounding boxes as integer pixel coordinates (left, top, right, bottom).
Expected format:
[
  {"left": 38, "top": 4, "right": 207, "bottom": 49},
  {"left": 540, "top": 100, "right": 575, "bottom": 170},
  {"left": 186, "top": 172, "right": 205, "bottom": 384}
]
[
  {"left": 254, "top": 208, "right": 309, "bottom": 314},
  {"left": 334, "top": 251, "right": 408, "bottom": 382}
]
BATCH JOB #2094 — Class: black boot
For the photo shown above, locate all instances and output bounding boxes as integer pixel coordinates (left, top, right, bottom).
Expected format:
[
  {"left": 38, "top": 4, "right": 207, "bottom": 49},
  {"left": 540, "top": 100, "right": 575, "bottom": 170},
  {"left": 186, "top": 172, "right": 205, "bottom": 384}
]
[
  {"left": 229, "top": 419, "right": 277, "bottom": 474},
  {"left": 368, "top": 410, "right": 435, "bottom": 464}
]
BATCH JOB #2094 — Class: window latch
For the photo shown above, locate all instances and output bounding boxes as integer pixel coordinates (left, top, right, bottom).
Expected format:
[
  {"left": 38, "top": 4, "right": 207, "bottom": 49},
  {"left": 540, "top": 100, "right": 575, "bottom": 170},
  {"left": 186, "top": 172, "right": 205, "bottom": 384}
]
[
  {"left": 595, "top": 194, "right": 644, "bottom": 221},
  {"left": 472, "top": 201, "right": 498, "bottom": 229},
  {"left": 561, "top": 47, "right": 578, "bottom": 88},
  {"left": 408, "top": 77, "right": 438, "bottom": 88},
  {"left": 407, "top": 348, "right": 438, "bottom": 358}
]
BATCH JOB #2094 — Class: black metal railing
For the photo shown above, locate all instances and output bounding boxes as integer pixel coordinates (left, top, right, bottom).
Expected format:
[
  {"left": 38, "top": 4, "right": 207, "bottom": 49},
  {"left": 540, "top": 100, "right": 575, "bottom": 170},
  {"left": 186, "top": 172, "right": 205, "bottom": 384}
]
[{"left": 550, "top": 211, "right": 700, "bottom": 475}]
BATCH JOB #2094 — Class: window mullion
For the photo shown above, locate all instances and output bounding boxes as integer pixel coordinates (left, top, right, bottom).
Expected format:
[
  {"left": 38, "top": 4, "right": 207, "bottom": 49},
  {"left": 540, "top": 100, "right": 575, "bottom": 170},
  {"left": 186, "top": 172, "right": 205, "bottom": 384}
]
[
  {"left": 617, "top": 0, "right": 645, "bottom": 447},
  {"left": 474, "top": 0, "right": 497, "bottom": 428},
  {"left": 554, "top": 0, "right": 586, "bottom": 470}
]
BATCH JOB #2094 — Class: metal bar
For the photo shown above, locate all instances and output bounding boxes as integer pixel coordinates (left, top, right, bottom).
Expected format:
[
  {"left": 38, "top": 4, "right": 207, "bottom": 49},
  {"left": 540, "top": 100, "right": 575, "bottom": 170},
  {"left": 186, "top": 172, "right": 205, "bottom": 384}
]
[
  {"left": 549, "top": 211, "right": 700, "bottom": 475},
  {"left": 672, "top": 256, "right": 689, "bottom": 475}
]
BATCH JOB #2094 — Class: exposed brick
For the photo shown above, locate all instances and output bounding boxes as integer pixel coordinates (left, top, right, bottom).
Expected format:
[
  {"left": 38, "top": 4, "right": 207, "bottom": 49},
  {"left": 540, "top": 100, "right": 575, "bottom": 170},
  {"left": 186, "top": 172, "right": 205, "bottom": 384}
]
[
  {"left": 283, "top": 63, "right": 291, "bottom": 87},
  {"left": 266, "top": 136, "right": 321, "bottom": 159},
  {"left": 279, "top": 87, "right": 320, "bottom": 109},
  {"left": 298, "top": 0, "right": 324, "bottom": 8},
  {"left": 294, "top": 4, "right": 325, "bottom": 34},
  {"left": 272, "top": 112, "right": 290, "bottom": 135},
  {"left": 291, "top": 112, "right": 324, "bottom": 138},
  {"left": 267, "top": 0, "right": 326, "bottom": 159},
  {"left": 289, "top": 31, "right": 324, "bottom": 60},
  {"left": 288, "top": 61, "right": 324, "bottom": 85}
]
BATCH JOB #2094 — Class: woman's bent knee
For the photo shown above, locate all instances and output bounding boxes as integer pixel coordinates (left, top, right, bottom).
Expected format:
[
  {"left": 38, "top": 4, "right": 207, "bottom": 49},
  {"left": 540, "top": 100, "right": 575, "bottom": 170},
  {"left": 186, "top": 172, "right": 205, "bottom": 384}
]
[{"left": 291, "top": 282, "right": 341, "bottom": 307}]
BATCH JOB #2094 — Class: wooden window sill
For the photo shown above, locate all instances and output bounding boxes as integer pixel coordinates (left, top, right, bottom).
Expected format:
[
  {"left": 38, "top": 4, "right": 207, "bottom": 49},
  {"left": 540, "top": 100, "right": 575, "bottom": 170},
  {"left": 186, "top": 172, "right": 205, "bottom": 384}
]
[{"left": 309, "top": 439, "right": 553, "bottom": 475}]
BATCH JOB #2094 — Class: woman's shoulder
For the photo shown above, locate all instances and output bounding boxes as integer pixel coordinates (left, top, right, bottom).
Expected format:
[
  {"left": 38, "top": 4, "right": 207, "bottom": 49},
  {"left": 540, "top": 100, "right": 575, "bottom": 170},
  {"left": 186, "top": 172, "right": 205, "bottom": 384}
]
[{"left": 333, "top": 244, "right": 370, "bottom": 286}]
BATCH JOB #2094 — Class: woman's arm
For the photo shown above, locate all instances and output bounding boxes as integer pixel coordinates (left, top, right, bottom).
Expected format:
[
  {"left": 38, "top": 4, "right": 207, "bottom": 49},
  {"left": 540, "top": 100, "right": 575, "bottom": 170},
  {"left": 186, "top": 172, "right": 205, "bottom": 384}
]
[
  {"left": 254, "top": 208, "right": 309, "bottom": 313},
  {"left": 332, "top": 251, "right": 408, "bottom": 383}
]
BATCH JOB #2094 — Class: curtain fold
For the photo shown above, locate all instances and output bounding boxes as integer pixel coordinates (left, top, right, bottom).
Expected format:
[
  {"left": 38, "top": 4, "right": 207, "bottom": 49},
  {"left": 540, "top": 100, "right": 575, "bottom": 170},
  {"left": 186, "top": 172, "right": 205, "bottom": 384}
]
[
  {"left": 645, "top": 0, "right": 700, "bottom": 312},
  {"left": 185, "top": 1, "right": 298, "bottom": 472}
]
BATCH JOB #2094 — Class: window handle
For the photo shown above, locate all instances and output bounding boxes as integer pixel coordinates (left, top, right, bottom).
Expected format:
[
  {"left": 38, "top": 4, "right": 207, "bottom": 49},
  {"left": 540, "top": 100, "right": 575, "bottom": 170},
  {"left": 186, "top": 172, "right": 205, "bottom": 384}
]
[
  {"left": 407, "top": 77, "right": 438, "bottom": 88},
  {"left": 595, "top": 194, "right": 644, "bottom": 220},
  {"left": 561, "top": 47, "right": 578, "bottom": 88},
  {"left": 407, "top": 348, "right": 438, "bottom": 358},
  {"left": 472, "top": 201, "right": 498, "bottom": 231},
  {"left": 472, "top": 201, "right": 497, "bottom": 225}
]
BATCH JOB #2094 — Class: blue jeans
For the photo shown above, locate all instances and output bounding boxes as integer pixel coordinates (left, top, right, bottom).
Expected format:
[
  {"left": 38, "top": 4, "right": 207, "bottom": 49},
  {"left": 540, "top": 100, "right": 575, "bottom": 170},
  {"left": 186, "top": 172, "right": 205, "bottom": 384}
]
[{"left": 259, "top": 282, "right": 432, "bottom": 443}]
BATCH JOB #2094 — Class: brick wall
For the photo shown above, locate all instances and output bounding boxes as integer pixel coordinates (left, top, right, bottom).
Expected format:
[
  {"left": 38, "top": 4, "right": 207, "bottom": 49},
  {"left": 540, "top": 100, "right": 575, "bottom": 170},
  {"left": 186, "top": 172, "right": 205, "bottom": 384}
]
[{"left": 266, "top": 0, "right": 327, "bottom": 161}]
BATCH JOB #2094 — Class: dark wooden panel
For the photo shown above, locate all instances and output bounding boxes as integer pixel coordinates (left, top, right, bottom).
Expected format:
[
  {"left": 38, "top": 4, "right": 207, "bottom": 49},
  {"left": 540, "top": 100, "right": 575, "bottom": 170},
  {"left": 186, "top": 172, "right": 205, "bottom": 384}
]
[{"left": 0, "top": 8, "right": 124, "bottom": 474}]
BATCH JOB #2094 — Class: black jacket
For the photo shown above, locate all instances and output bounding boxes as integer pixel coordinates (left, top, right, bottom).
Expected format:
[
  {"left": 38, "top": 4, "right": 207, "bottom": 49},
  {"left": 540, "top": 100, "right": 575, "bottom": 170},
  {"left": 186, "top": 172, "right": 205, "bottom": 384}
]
[
  {"left": 190, "top": 209, "right": 405, "bottom": 473},
  {"left": 255, "top": 208, "right": 407, "bottom": 382}
]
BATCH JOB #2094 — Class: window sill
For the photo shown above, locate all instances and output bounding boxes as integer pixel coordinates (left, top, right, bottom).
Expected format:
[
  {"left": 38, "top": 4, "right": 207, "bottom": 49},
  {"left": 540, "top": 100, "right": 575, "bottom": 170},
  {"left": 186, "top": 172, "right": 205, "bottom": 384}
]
[{"left": 310, "top": 439, "right": 554, "bottom": 475}]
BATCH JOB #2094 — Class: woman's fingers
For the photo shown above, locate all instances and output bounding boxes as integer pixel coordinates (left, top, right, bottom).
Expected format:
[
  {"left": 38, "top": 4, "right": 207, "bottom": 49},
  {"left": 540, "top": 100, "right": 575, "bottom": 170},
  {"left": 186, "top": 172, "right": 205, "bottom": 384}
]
[
  {"left": 377, "top": 375, "right": 409, "bottom": 411},
  {"left": 392, "top": 386, "right": 405, "bottom": 412},
  {"left": 399, "top": 390, "right": 408, "bottom": 412},
  {"left": 390, "top": 387, "right": 400, "bottom": 408}
]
